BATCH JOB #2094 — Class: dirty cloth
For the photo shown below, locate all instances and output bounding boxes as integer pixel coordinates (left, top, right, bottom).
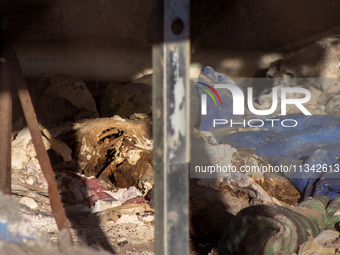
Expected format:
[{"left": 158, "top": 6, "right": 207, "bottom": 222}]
[
  {"left": 197, "top": 67, "right": 340, "bottom": 199},
  {"left": 56, "top": 171, "right": 145, "bottom": 213},
  {"left": 218, "top": 196, "right": 340, "bottom": 255}
]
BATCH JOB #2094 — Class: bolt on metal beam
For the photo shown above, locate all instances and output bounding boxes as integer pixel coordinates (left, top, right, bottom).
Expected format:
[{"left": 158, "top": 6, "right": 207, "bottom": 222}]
[{"left": 153, "top": 0, "right": 190, "bottom": 254}]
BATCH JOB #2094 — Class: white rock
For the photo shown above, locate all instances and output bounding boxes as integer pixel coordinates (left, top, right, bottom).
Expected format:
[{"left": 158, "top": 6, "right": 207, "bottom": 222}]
[
  {"left": 117, "top": 236, "right": 128, "bottom": 243},
  {"left": 92, "top": 199, "right": 122, "bottom": 213},
  {"left": 111, "top": 115, "right": 126, "bottom": 122},
  {"left": 26, "top": 177, "right": 35, "bottom": 186},
  {"left": 141, "top": 215, "right": 154, "bottom": 222},
  {"left": 116, "top": 214, "right": 139, "bottom": 224},
  {"left": 190, "top": 129, "right": 237, "bottom": 179},
  {"left": 19, "top": 197, "right": 38, "bottom": 209},
  {"left": 12, "top": 127, "right": 50, "bottom": 170},
  {"left": 314, "top": 230, "right": 339, "bottom": 246}
]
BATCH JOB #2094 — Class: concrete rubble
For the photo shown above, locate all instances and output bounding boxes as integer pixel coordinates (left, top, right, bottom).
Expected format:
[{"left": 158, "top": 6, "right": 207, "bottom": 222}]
[{"left": 4, "top": 36, "right": 340, "bottom": 254}]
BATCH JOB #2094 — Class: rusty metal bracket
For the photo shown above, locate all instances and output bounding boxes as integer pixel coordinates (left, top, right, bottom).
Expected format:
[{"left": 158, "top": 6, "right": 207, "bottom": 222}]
[
  {"left": 0, "top": 43, "right": 12, "bottom": 195},
  {"left": 4, "top": 43, "right": 73, "bottom": 242},
  {"left": 153, "top": 0, "right": 190, "bottom": 254}
]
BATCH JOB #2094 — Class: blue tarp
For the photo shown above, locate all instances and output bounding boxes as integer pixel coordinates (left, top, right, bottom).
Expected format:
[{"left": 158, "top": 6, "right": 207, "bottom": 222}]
[{"left": 198, "top": 67, "right": 340, "bottom": 199}]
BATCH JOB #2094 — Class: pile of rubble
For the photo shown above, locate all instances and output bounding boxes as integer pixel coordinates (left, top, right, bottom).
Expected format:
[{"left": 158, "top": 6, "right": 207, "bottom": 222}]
[{"left": 2, "top": 35, "right": 340, "bottom": 255}]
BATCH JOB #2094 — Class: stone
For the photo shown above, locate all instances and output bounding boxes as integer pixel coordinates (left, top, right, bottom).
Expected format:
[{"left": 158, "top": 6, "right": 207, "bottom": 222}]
[
  {"left": 314, "top": 230, "right": 339, "bottom": 246},
  {"left": 190, "top": 128, "right": 237, "bottom": 180},
  {"left": 298, "top": 236, "right": 336, "bottom": 255},
  {"left": 11, "top": 127, "right": 50, "bottom": 170},
  {"left": 115, "top": 214, "right": 139, "bottom": 224},
  {"left": 267, "top": 36, "right": 340, "bottom": 81},
  {"left": 19, "top": 197, "right": 38, "bottom": 209}
]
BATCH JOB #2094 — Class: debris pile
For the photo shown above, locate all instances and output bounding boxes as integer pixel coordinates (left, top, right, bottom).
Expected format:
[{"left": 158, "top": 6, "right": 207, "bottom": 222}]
[{"left": 3, "top": 35, "right": 340, "bottom": 255}]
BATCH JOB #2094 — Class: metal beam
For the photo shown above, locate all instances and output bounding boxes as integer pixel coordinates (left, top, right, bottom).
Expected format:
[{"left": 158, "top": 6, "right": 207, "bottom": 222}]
[
  {"left": 5, "top": 44, "right": 73, "bottom": 243},
  {"left": 153, "top": 0, "right": 190, "bottom": 254}
]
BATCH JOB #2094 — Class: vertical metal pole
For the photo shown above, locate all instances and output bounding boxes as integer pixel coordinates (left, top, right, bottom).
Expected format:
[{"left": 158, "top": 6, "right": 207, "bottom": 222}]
[
  {"left": 153, "top": 0, "right": 190, "bottom": 254},
  {"left": 0, "top": 42, "right": 12, "bottom": 195}
]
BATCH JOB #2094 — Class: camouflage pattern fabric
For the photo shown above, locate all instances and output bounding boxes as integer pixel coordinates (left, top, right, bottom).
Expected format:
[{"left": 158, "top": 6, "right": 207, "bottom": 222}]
[{"left": 218, "top": 196, "right": 340, "bottom": 255}]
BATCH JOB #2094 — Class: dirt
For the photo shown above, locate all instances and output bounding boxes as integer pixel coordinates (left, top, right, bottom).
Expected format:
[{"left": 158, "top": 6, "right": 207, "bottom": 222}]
[{"left": 10, "top": 162, "right": 155, "bottom": 254}]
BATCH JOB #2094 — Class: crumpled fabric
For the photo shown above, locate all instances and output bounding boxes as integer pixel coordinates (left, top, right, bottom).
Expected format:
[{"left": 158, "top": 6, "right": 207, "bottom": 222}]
[
  {"left": 218, "top": 196, "right": 340, "bottom": 255},
  {"left": 55, "top": 171, "right": 146, "bottom": 212},
  {"left": 197, "top": 66, "right": 340, "bottom": 199}
]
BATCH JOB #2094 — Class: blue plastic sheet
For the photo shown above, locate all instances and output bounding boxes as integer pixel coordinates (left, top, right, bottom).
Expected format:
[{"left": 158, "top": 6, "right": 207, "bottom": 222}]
[
  {"left": 0, "top": 222, "right": 36, "bottom": 244},
  {"left": 220, "top": 115, "right": 340, "bottom": 199},
  {"left": 197, "top": 67, "right": 340, "bottom": 199}
]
